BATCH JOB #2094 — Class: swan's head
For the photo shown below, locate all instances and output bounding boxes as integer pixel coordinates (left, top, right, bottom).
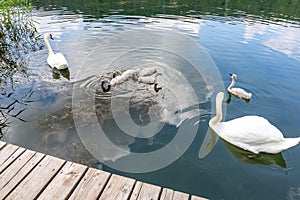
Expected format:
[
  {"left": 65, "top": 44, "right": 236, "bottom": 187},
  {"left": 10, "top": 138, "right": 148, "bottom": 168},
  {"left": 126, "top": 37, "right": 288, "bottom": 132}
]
[
  {"left": 154, "top": 83, "right": 162, "bottom": 92},
  {"left": 44, "top": 33, "right": 54, "bottom": 40},
  {"left": 101, "top": 80, "right": 111, "bottom": 93},
  {"left": 229, "top": 73, "right": 237, "bottom": 81},
  {"left": 112, "top": 70, "right": 122, "bottom": 78}
]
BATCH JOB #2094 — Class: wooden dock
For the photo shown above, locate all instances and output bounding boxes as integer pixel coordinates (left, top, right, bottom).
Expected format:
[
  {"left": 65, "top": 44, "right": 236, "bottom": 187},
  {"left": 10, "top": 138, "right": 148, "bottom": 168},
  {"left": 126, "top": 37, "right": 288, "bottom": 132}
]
[{"left": 0, "top": 141, "right": 207, "bottom": 200}]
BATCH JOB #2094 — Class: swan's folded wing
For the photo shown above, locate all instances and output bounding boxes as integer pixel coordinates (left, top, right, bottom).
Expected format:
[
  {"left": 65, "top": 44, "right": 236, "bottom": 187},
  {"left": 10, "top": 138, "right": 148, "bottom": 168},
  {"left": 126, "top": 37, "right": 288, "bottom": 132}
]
[
  {"left": 221, "top": 116, "right": 284, "bottom": 145},
  {"left": 47, "top": 53, "right": 68, "bottom": 68}
]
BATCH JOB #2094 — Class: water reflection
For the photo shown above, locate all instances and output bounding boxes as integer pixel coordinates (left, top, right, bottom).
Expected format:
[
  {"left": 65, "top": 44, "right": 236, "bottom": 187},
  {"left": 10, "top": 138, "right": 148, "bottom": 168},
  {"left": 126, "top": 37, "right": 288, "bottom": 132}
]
[
  {"left": 244, "top": 21, "right": 300, "bottom": 60},
  {"left": 222, "top": 139, "right": 286, "bottom": 168},
  {"left": 226, "top": 92, "right": 250, "bottom": 104},
  {"left": 199, "top": 128, "right": 287, "bottom": 168},
  {"left": 0, "top": 1, "right": 42, "bottom": 136},
  {"left": 52, "top": 68, "right": 70, "bottom": 80}
]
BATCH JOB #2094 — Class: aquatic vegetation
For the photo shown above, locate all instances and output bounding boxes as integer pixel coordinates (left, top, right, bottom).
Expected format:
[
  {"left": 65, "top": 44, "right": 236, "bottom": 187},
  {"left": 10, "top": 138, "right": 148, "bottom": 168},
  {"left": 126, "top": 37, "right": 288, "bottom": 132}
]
[{"left": 0, "top": 0, "right": 42, "bottom": 136}]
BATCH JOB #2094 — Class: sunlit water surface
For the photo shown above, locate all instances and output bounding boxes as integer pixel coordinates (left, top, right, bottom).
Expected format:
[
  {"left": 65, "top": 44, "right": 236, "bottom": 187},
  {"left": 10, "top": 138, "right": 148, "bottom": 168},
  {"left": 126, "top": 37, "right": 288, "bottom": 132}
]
[{"left": 1, "top": 3, "right": 300, "bottom": 200}]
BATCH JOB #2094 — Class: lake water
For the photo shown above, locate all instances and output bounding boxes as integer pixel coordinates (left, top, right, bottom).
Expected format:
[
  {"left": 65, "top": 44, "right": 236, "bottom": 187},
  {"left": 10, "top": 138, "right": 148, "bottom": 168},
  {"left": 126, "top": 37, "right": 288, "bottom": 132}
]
[{"left": 1, "top": 1, "right": 300, "bottom": 199}]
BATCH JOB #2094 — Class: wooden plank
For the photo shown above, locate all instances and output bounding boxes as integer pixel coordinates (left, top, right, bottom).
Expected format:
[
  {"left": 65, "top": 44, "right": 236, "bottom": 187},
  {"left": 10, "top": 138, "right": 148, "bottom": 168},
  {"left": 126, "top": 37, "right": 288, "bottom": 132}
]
[
  {"left": 191, "top": 195, "right": 208, "bottom": 200},
  {"left": 37, "top": 161, "right": 88, "bottom": 200},
  {"left": 69, "top": 167, "right": 111, "bottom": 200},
  {"left": 5, "top": 155, "right": 65, "bottom": 200},
  {"left": 0, "top": 141, "right": 6, "bottom": 149},
  {"left": 0, "top": 144, "right": 19, "bottom": 167},
  {"left": 132, "top": 182, "right": 161, "bottom": 200},
  {"left": 130, "top": 181, "right": 143, "bottom": 200},
  {"left": 0, "top": 147, "right": 26, "bottom": 173},
  {"left": 0, "top": 151, "right": 44, "bottom": 199},
  {"left": 160, "top": 188, "right": 174, "bottom": 200},
  {"left": 173, "top": 191, "right": 189, "bottom": 200},
  {"left": 99, "top": 174, "right": 135, "bottom": 200},
  {"left": 160, "top": 188, "right": 189, "bottom": 200}
]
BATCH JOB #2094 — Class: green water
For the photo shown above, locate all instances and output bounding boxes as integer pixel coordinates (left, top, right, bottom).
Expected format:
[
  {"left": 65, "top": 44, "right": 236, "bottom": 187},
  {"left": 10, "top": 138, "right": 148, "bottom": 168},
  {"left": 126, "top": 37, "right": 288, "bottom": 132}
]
[{"left": 1, "top": 0, "right": 300, "bottom": 199}]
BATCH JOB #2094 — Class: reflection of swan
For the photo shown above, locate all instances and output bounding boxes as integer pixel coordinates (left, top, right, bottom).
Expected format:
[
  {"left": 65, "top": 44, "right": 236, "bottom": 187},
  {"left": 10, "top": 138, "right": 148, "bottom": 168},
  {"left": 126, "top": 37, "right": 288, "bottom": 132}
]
[
  {"left": 209, "top": 92, "right": 300, "bottom": 154},
  {"left": 228, "top": 73, "right": 252, "bottom": 100},
  {"left": 52, "top": 68, "right": 70, "bottom": 80},
  {"left": 222, "top": 139, "right": 286, "bottom": 168},
  {"left": 44, "top": 33, "right": 68, "bottom": 70},
  {"left": 198, "top": 127, "right": 219, "bottom": 159},
  {"left": 226, "top": 92, "right": 250, "bottom": 104}
]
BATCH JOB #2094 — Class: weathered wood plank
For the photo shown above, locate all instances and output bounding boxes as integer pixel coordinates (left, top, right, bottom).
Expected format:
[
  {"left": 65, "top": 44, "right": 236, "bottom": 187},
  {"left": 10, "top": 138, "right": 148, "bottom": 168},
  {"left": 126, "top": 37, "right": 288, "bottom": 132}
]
[
  {"left": 160, "top": 188, "right": 190, "bottom": 200},
  {"left": 5, "top": 155, "right": 65, "bottom": 200},
  {"left": 130, "top": 181, "right": 161, "bottom": 200},
  {"left": 0, "top": 144, "right": 19, "bottom": 167},
  {"left": 0, "top": 147, "right": 26, "bottom": 174},
  {"left": 0, "top": 141, "right": 6, "bottom": 149},
  {"left": 99, "top": 174, "right": 135, "bottom": 200},
  {"left": 130, "top": 181, "right": 143, "bottom": 200},
  {"left": 37, "top": 161, "right": 88, "bottom": 200},
  {"left": 173, "top": 191, "right": 189, "bottom": 200},
  {"left": 69, "top": 167, "right": 111, "bottom": 200},
  {"left": 191, "top": 195, "right": 208, "bottom": 200},
  {"left": 160, "top": 188, "right": 174, "bottom": 200},
  {"left": 0, "top": 151, "right": 44, "bottom": 199},
  {"left": 0, "top": 141, "right": 208, "bottom": 200}
]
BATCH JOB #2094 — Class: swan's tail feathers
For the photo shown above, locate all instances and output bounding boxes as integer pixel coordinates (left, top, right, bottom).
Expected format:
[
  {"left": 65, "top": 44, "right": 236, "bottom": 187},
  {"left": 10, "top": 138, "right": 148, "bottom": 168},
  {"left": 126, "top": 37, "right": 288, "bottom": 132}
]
[
  {"left": 248, "top": 92, "right": 252, "bottom": 99},
  {"left": 276, "top": 137, "right": 300, "bottom": 153},
  {"left": 258, "top": 137, "right": 300, "bottom": 154}
]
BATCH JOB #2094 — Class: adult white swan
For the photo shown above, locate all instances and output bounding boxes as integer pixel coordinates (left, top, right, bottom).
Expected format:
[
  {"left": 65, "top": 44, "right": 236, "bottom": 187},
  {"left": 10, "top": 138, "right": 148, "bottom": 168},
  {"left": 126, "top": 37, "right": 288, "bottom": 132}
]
[
  {"left": 44, "top": 33, "right": 68, "bottom": 70},
  {"left": 209, "top": 92, "right": 300, "bottom": 154},
  {"left": 228, "top": 73, "right": 252, "bottom": 100}
]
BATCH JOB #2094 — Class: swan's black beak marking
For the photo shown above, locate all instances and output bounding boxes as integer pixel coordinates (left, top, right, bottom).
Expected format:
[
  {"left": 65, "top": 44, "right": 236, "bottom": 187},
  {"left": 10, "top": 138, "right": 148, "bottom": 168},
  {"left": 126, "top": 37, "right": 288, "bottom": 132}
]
[
  {"left": 50, "top": 34, "right": 54, "bottom": 40},
  {"left": 229, "top": 73, "right": 233, "bottom": 76},
  {"left": 101, "top": 80, "right": 111, "bottom": 93},
  {"left": 154, "top": 83, "right": 162, "bottom": 92}
]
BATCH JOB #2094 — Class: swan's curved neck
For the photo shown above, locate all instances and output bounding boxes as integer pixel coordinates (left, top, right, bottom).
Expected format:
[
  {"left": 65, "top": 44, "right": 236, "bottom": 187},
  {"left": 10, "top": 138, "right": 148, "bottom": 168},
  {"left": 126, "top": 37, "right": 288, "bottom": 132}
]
[
  {"left": 227, "top": 78, "right": 236, "bottom": 90},
  {"left": 44, "top": 36, "right": 54, "bottom": 55},
  {"left": 210, "top": 93, "right": 223, "bottom": 124}
]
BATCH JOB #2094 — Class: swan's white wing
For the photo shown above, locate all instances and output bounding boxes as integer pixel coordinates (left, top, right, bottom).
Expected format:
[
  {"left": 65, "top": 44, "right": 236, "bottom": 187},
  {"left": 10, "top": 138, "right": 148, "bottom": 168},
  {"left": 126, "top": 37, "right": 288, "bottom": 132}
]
[
  {"left": 229, "top": 87, "right": 252, "bottom": 99},
  {"left": 220, "top": 116, "right": 284, "bottom": 145},
  {"left": 47, "top": 53, "right": 68, "bottom": 69}
]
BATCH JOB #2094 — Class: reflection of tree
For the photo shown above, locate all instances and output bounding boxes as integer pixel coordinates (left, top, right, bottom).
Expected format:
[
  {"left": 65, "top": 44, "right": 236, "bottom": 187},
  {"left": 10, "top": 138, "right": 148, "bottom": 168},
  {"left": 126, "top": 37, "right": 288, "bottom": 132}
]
[
  {"left": 0, "top": 0, "right": 41, "bottom": 88},
  {"left": 33, "top": 0, "right": 300, "bottom": 22},
  {"left": 0, "top": 0, "right": 42, "bottom": 137}
]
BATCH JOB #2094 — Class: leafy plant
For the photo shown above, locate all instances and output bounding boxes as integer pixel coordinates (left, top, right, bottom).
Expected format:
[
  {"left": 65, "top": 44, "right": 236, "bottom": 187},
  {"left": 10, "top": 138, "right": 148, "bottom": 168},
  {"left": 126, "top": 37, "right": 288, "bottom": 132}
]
[{"left": 0, "top": 0, "right": 41, "bottom": 137}]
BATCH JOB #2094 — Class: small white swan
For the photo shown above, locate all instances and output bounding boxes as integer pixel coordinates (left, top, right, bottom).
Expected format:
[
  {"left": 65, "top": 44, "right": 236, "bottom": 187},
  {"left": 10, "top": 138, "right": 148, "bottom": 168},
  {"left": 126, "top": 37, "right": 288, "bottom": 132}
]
[
  {"left": 110, "top": 69, "right": 138, "bottom": 87},
  {"left": 138, "top": 73, "right": 160, "bottom": 85},
  {"left": 44, "top": 33, "right": 68, "bottom": 70},
  {"left": 139, "top": 67, "right": 157, "bottom": 77},
  {"left": 228, "top": 73, "right": 252, "bottom": 100},
  {"left": 209, "top": 92, "right": 300, "bottom": 154}
]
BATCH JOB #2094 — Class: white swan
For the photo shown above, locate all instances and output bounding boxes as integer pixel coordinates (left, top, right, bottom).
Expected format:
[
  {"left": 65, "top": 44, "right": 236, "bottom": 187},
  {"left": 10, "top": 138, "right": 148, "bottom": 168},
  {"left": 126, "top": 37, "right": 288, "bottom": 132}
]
[
  {"left": 140, "top": 67, "right": 157, "bottom": 76},
  {"left": 44, "top": 33, "right": 68, "bottom": 70},
  {"left": 228, "top": 73, "right": 252, "bottom": 100},
  {"left": 209, "top": 92, "right": 300, "bottom": 154},
  {"left": 110, "top": 69, "right": 138, "bottom": 87}
]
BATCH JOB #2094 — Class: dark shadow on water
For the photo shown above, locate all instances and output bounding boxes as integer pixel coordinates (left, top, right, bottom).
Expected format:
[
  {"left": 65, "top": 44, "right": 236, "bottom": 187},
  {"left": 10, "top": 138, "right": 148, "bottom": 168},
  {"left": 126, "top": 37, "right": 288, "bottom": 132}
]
[
  {"left": 52, "top": 68, "right": 70, "bottom": 81},
  {"left": 222, "top": 139, "right": 286, "bottom": 168},
  {"left": 226, "top": 92, "right": 250, "bottom": 104}
]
